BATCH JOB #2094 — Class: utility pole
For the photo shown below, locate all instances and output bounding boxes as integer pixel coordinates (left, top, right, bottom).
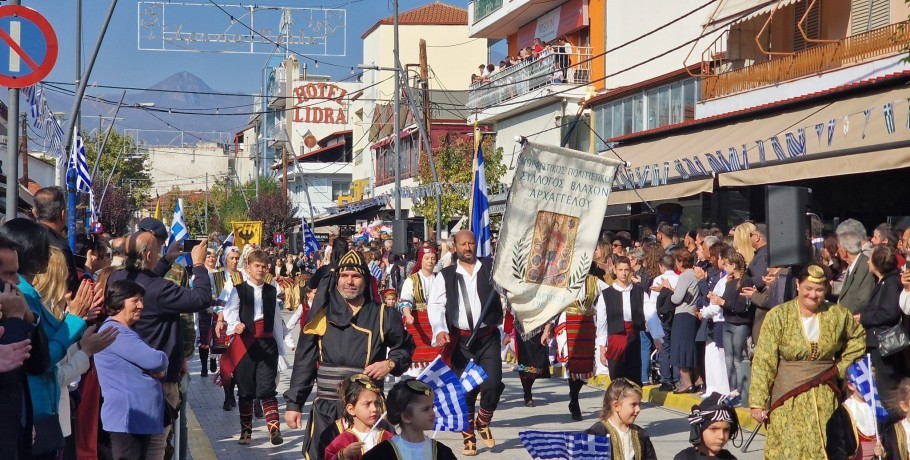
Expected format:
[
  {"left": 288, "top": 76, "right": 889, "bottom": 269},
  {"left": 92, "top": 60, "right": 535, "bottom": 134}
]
[
  {"left": 419, "top": 40, "right": 431, "bottom": 143},
  {"left": 204, "top": 173, "right": 209, "bottom": 235},
  {"left": 282, "top": 146, "right": 288, "bottom": 203},
  {"left": 20, "top": 113, "right": 28, "bottom": 187},
  {"left": 392, "top": 0, "right": 405, "bottom": 254}
]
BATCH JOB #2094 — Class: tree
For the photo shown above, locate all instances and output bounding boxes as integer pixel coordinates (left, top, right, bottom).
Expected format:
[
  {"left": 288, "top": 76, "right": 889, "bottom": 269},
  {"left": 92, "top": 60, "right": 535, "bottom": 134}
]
[
  {"left": 84, "top": 129, "right": 151, "bottom": 209},
  {"left": 247, "top": 178, "right": 298, "bottom": 245},
  {"left": 412, "top": 133, "right": 506, "bottom": 230},
  {"left": 161, "top": 187, "right": 218, "bottom": 237},
  {"left": 93, "top": 182, "right": 135, "bottom": 236}
]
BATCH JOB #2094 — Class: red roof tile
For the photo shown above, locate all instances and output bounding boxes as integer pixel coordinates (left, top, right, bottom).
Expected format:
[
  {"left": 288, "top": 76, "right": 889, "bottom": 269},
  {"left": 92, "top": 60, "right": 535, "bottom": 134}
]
[{"left": 361, "top": 2, "right": 468, "bottom": 39}]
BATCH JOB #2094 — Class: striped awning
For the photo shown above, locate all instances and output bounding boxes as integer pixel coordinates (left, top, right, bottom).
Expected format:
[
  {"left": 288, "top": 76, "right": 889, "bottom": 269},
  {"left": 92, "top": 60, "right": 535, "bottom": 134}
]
[{"left": 706, "top": 0, "right": 802, "bottom": 30}]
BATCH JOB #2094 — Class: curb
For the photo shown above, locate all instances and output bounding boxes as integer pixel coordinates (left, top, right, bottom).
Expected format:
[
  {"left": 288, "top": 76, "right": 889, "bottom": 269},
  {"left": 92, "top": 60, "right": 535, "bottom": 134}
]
[
  {"left": 588, "top": 375, "right": 760, "bottom": 432},
  {"left": 185, "top": 401, "right": 218, "bottom": 460}
]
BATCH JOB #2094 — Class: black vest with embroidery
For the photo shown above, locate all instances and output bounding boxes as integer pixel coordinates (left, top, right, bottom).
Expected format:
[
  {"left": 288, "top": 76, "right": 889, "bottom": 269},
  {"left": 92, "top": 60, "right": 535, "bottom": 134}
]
[
  {"left": 236, "top": 282, "right": 277, "bottom": 333},
  {"left": 602, "top": 284, "right": 646, "bottom": 335},
  {"left": 439, "top": 258, "right": 502, "bottom": 332}
]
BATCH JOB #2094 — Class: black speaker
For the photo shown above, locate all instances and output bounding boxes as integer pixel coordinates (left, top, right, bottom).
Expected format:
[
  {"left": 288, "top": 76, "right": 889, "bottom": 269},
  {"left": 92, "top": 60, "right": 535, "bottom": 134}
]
[
  {"left": 766, "top": 185, "right": 812, "bottom": 267},
  {"left": 392, "top": 220, "right": 409, "bottom": 256}
]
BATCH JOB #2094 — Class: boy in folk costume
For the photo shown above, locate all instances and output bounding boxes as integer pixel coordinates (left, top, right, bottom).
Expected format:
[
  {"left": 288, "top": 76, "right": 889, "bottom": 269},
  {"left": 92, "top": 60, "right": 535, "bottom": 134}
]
[
  {"left": 221, "top": 249, "right": 287, "bottom": 446},
  {"left": 596, "top": 256, "right": 650, "bottom": 386},
  {"left": 398, "top": 247, "right": 440, "bottom": 375}
]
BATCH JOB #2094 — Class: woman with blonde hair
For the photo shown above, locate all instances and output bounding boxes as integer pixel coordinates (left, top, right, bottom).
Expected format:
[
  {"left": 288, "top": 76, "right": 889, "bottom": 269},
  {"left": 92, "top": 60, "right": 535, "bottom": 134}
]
[
  {"left": 34, "top": 246, "right": 71, "bottom": 320},
  {"left": 732, "top": 223, "right": 756, "bottom": 266}
]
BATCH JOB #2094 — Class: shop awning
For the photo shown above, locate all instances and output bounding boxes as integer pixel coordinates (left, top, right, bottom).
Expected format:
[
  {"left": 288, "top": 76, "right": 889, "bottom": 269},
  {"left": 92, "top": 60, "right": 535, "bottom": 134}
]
[
  {"left": 607, "top": 179, "right": 714, "bottom": 205},
  {"left": 311, "top": 204, "right": 386, "bottom": 227},
  {"left": 706, "top": 0, "right": 802, "bottom": 30}
]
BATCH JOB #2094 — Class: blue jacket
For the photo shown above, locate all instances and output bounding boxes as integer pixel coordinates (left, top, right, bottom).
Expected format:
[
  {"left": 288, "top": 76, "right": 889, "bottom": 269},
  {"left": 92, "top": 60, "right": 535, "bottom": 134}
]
[
  {"left": 21, "top": 275, "right": 87, "bottom": 419},
  {"left": 95, "top": 317, "right": 168, "bottom": 434}
]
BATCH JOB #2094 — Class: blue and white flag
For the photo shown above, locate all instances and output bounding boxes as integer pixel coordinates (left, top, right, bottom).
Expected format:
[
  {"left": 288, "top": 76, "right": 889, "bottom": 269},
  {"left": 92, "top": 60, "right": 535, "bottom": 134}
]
[
  {"left": 471, "top": 143, "right": 492, "bottom": 258},
  {"left": 460, "top": 359, "right": 488, "bottom": 394},
  {"left": 847, "top": 354, "right": 889, "bottom": 423},
  {"left": 169, "top": 198, "right": 192, "bottom": 265},
  {"left": 520, "top": 431, "right": 611, "bottom": 460},
  {"left": 370, "top": 261, "right": 383, "bottom": 280},
  {"left": 303, "top": 218, "right": 321, "bottom": 257},
  {"left": 23, "top": 85, "right": 42, "bottom": 122},
  {"left": 68, "top": 129, "right": 92, "bottom": 192},
  {"left": 416, "top": 356, "right": 470, "bottom": 432},
  {"left": 45, "top": 113, "right": 65, "bottom": 160}
]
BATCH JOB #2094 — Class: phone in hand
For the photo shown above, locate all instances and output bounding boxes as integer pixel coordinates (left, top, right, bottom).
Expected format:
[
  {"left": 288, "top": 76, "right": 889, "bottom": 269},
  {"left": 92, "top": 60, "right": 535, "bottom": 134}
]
[{"left": 183, "top": 239, "right": 202, "bottom": 253}]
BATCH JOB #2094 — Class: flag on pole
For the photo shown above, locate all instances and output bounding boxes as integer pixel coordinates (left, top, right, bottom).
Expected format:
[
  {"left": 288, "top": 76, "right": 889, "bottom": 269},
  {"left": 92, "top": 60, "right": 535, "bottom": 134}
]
[
  {"left": 23, "top": 85, "right": 42, "bottom": 121},
  {"left": 847, "top": 355, "right": 889, "bottom": 423},
  {"left": 303, "top": 218, "right": 321, "bottom": 257},
  {"left": 68, "top": 129, "right": 92, "bottom": 192},
  {"left": 471, "top": 143, "right": 492, "bottom": 258},
  {"left": 460, "top": 360, "right": 488, "bottom": 393},
  {"left": 169, "top": 198, "right": 191, "bottom": 265},
  {"left": 519, "top": 431, "right": 611, "bottom": 460},
  {"left": 416, "top": 356, "right": 471, "bottom": 432},
  {"left": 154, "top": 195, "right": 162, "bottom": 220}
]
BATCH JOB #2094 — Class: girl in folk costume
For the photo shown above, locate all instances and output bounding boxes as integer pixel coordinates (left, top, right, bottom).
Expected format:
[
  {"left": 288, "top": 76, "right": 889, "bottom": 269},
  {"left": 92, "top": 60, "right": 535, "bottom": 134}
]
[
  {"left": 883, "top": 378, "right": 910, "bottom": 460},
  {"left": 362, "top": 379, "right": 457, "bottom": 460},
  {"left": 555, "top": 268, "right": 609, "bottom": 420},
  {"left": 324, "top": 375, "right": 394, "bottom": 460},
  {"left": 398, "top": 247, "right": 441, "bottom": 374},
  {"left": 502, "top": 306, "right": 553, "bottom": 408},
  {"left": 826, "top": 361, "right": 886, "bottom": 460},
  {"left": 585, "top": 378, "right": 657, "bottom": 460},
  {"left": 674, "top": 393, "right": 740, "bottom": 460}
]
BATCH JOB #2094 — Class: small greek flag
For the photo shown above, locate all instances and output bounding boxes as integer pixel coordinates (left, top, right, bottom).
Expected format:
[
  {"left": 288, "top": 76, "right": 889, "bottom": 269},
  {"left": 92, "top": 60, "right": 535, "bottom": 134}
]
[
  {"left": 847, "top": 354, "right": 889, "bottom": 422},
  {"left": 68, "top": 129, "right": 92, "bottom": 192},
  {"left": 370, "top": 261, "right": 382, "bottom": 280},
  {"left": 519, "top": 431, "right": 611, "bottom": 459},
  {"left": 884, "top": 102, "right": 895, "bottom": 134},
  {"left": 471, "top": 143, "right": 492, "bottom": 258},
  {"left": 302, "top": 218, "right": 321, "bottom": 257},
  {"left": 46, "top": 114, "right": 66, "bottom": 159},
  {"left": 460, "top": 359, "right": 488, "bottom": 393},
  {"left": 23, "top": 85, "right": 42, "bottom": 121},
  {"left": 418, "top": 356, "right": 461, "bottom": 391},
  {"left": 417, "top": 356, "right": 471, "bottom": 432},
  {"left": 169, "top": 198, "right": 191, "bottom": 265}
]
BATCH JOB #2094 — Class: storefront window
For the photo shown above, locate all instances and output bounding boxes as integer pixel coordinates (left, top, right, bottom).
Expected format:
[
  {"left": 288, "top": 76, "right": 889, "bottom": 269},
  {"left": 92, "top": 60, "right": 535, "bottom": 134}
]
[
  {"left": 595, "top": 77, "right": 700, "bottom": 147},
  {"left": 670, "top": 81, "right": 684, "bottom": 125},
  {"left": 632, "top": 94, "right": 644, "bottom": 133},
  {"left": 646, "top": 88, "right": 659, "bottom": 130}
]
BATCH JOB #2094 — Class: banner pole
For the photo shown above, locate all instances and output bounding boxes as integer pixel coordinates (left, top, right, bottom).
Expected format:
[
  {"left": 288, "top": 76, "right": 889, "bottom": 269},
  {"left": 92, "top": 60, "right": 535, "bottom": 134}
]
[{"left": 468, "top": 120, "right": 479, "bottom": 230}]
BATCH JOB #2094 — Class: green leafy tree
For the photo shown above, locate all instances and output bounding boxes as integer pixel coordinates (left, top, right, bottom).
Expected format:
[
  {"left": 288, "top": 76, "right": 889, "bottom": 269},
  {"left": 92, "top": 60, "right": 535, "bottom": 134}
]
[
  {"left": 84, "top": 129, "right": 151, "bottom": 208},
  {"left": 412, "top": 133, "right": 506, "bottom": 230},
  {"left": 161, "top": 187, "right": 218, "bottom": 237}
]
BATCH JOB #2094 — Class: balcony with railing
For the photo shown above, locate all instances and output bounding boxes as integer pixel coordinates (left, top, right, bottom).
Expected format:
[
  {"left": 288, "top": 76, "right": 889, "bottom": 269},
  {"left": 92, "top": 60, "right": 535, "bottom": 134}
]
[
  {"left": 701, "top": 21, "right": 910, "bottom": 100},
  {"left": 467, "top": 47, "right": 592, "bottom": 111}
]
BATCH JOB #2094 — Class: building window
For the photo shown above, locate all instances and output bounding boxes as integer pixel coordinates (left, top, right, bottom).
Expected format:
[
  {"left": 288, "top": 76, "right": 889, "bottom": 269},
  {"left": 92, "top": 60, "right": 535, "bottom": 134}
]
[
  {"left": 331, "top": 181, "right": 350, "bottom": 200},
  {"left": 594, "top": 77, "right": 700, "bottom": 150},
  {"left": 851, "top": 0, "right": 889, "bottom": 35}
]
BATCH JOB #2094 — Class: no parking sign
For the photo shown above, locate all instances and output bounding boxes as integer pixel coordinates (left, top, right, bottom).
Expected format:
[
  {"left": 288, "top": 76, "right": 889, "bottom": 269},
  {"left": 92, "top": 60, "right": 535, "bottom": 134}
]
[
  {"left": 273, "top": 232, "right": 286, "bottom": 246},
  {"left": 0, "top": 6, "right": 58, "bottom": 88}
]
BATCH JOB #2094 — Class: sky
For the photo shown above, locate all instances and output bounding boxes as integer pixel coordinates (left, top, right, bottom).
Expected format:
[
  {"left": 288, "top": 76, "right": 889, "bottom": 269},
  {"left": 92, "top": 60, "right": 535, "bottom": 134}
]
[{"left": 27, "top": 0, "right": 471, "bottom": 96}]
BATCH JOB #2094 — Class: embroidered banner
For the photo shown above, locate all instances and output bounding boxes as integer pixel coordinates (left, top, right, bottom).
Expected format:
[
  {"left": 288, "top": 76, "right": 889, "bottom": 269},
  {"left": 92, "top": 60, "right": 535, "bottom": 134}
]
[{"left": 492, "top": 141, "right": 622, "bottom": 337}]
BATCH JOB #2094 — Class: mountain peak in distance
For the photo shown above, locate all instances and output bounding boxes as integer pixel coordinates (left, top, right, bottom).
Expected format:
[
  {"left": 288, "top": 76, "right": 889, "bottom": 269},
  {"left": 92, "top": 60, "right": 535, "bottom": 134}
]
[{"left": 148, "top": 71, "right": 216, "bottom": 93}]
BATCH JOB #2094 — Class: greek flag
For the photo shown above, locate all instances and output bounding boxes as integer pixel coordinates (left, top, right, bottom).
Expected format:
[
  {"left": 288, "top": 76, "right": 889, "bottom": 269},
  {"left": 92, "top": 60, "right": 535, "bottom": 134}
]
[
  {"left": 460, "top": 359, "right": 488, "bottom": 393},
  {"left": 169, "top": 198, "right": 191, "bottom": 265},
  {"left": 417, "top": 356, "right": 470, "bottom": 432},
  {"left": 847, "top": 354, "right": 889, "bottom": 422},
  {"left": 471, "top": 143, "right": 492, "bottom": 258},
  {"left": 519, "top": 431, "right": 611, "bottom": 460},
  {"left": 884, "top": 102, "right": 895, "bottom": 134},
  {"left": 370, "top": 261, "right": 382, "bottom": 280},
  {"left": 23, "top": 85, "right": 42, "bottom": 121},
  {"left": 46, "top": 114, "right": 65, "bottom": 159},
  {"left": 68, "top": 130, "right": 92, "bottom": 192},
  {"left": 303, "top": 218, "right": 321, "bottom": 257}
]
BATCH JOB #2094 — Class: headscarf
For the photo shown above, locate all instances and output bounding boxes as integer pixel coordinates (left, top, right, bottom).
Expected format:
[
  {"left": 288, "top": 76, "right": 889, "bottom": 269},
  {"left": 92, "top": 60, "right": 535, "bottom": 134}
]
[
  {"left": 307, "top": 249, "right": 374, "bottom": 327},
  {"left": 411, "top": 246, "right": 438, "bottom": 275},
  {"left": 686, "top": 392, "right": 739, "bottom": 445}
]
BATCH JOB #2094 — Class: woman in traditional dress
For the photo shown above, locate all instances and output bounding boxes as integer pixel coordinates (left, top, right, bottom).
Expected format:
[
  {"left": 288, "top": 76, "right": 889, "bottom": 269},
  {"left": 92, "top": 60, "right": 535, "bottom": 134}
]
[
  {"left": 397, "top": 247, "right": 442, "bottom": 375},
  {"left": 749, "top": 264, "right": 866, "bottom": 459}
]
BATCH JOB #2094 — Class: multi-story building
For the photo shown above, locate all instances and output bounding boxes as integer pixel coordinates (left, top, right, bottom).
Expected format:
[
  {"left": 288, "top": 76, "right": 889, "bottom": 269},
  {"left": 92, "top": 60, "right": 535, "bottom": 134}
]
[{"left": 585, "top": 0, "right": 910, "bottom": 230}]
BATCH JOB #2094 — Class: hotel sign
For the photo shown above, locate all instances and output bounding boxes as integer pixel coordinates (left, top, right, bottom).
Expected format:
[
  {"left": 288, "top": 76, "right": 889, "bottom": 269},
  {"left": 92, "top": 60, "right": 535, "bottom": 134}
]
[{"left": 293, "top": 82, "right": 348, "bottom": 124}]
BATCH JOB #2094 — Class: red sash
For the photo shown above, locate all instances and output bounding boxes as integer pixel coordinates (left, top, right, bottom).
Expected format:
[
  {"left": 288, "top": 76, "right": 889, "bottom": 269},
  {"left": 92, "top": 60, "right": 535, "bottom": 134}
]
[
  {"left": 216, "top": 320, "right": 273, "bottom": 386},
  {"left": 604, "top": 321, "right": 634, "bottom": 361},
  {"left": 405, "top": 311, "right": 442, "bottom": 366}
]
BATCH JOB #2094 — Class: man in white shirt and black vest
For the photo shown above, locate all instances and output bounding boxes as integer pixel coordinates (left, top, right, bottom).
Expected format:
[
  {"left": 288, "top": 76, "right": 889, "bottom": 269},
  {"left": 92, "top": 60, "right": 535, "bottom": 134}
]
[
  {"left": 427, "top": 230, "right": 505, "bottom": 457},
  {"left": 595, "top": 256, "right": 649, "bottom": 386},
  {"left": 222, "top": 249, "right": 286, "bottom": 446}
]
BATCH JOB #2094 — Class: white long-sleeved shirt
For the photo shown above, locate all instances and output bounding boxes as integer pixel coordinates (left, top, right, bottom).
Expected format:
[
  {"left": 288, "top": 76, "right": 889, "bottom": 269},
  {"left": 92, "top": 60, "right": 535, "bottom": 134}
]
[
  {"left": 427, "top": 260, "right": 483, "bottom": 346},
  {"left": 702, "top": 273, "right": 728, "bottom": 321},
  {"left": 223, "top": 280, "right": 286, "bottom": 358},
  {"left": 400, "top": 271, "right": 435, "bottom": 305},
  {"left": 595, "top": 282, "right": 650, "bottom": 346}
]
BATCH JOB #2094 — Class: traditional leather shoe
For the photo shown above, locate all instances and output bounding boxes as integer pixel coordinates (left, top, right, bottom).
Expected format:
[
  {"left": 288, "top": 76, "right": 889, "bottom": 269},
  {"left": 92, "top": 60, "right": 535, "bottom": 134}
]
[
  {"left": 238, "top": 429, "right": 252, "bottom": 445},
  {"left": 524, "top": 399, "right": 535, "bottom": 407},
  {"left": 268, "top": 422, "right": 284, "bottom": 445},
  {"left": 462, "top": 439, "right": 478, "bottom": 456},
  {"left": 476, "top": 420, "right": 495, "bottom": 448}
]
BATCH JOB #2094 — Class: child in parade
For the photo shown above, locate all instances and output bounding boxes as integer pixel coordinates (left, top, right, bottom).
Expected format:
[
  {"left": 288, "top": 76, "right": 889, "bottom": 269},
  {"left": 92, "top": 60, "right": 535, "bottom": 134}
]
[
  {"left": 382, "top": 288, "right": 398, "bottom": 309},
  {"left": 882, "top": 378, "right": 910, "bottom": 460},
  {"left": 585, "top": 377, "right": 657, "bottom": 460},
  {"left": 674, "top": 393, "right": 739, "bottom": 459},
  {"left": 362, "top": 378, "right": 457, "bottom": 460},
  {"left": 827, "top": 362, "right": 887, "bottom": 460},
  {"left": 324, "top": 374, "right": 394, "bottom": 460}
]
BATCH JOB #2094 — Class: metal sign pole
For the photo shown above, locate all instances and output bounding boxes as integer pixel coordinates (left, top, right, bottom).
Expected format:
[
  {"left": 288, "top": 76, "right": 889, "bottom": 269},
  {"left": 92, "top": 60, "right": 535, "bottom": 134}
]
[{"left": 5, "top": 0, "right": 20, "bottom": 219}]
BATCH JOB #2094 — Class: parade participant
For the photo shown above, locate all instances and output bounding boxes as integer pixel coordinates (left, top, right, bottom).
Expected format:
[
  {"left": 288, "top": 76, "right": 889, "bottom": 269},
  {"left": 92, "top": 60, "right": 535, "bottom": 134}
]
[
  {"left": 596, "top": 256, "right": 650, "bottom": 386},
  {"left": 382, "top": 289, "right": 398, "bottom": 309},
  {"left": 213, "top": 246, "right": 245, "bottom": 410},
  {"left": 585, "top": 377, "right": 657, "bottom": 460},
  {"left": 502, "top": 307, "right": 552, "bottom": 408},
  {"left": 749, "top": 264, "right": 866, "bottom": 458},
  {"left": 222, "top": 249, "right": 287, "bottom": 446},
  {"left": 427, "top": 230, "right": 505, "bottom": 456},
  {"left": 284, "top": 249, "right": 414, "bottom": 460},
  {"left": 556, "top": 269, "right": 609, "bottom": 420},
  {"left": 674, "top": 393, "right": 740, "bottom": 460},
  {"left": 825, "top": 362, "right": 885, "bottom": 460},
  {"left": 197, "top": 248, "right": 218, "bottom": 377},
  {"left": 882, "top": 378, "right": 910, "bottom": 460},
  {"left": 398, "top": 246, "right": 440, "bottom": 374},
  {"left": 285, "top": 284, "right": 316, "bottom": 351},
  {"left": 362, "top": 378, "right": 458, "bottom": 460},
  {"left": 324, "top": 374, "right": 394, "bottom": 460}
]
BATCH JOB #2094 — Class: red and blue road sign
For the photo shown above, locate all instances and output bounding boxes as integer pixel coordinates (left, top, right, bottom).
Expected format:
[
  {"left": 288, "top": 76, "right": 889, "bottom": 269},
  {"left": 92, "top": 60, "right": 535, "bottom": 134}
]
[
  {"left": 273, "top": 232, "right": 286, "bottom": 246},
  {"left": 0, "top": 6, "right": 58, "bottom": 88}
]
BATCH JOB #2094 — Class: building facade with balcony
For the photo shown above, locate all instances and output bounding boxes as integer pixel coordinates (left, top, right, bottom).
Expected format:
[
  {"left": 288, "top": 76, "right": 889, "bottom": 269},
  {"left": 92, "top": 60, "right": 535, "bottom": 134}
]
[
  {"left": 466, "top": 0, "right": 600, "bottom": 185},
  {"left": 587, "top": 0, "right": 910, "bottom": 232}
]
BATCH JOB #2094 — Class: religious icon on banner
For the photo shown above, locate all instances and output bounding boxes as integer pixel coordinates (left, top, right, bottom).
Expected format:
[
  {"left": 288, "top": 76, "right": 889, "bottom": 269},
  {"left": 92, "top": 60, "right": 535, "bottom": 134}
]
[
  {"left": 525, "top": 211, "right": 578, "bottom": 287},
  {"left": 232, "top": 221, "right": 263, "bottom": 251}
]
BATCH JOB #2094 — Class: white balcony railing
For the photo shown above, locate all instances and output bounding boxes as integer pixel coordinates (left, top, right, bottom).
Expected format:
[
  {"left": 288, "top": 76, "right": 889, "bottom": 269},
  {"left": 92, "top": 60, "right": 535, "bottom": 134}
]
[{"left": 467, "top": 47, "right": 592, "bottom": 110}]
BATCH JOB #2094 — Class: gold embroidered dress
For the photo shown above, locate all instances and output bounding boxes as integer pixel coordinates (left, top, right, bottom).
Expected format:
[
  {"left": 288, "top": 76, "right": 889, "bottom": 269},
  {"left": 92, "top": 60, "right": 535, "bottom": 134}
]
[{"left": 749, "top": 299, "right": 866, "bottom": 459}]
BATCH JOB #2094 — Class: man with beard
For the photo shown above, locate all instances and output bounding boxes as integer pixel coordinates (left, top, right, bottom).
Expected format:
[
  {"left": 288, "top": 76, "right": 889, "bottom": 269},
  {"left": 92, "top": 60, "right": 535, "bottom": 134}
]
[
  {"left": 427, "top": 230, "right": 505, "bottom": 456},
  {"left": 283, "top": 250, "right": 414, "bottom": 460}
]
